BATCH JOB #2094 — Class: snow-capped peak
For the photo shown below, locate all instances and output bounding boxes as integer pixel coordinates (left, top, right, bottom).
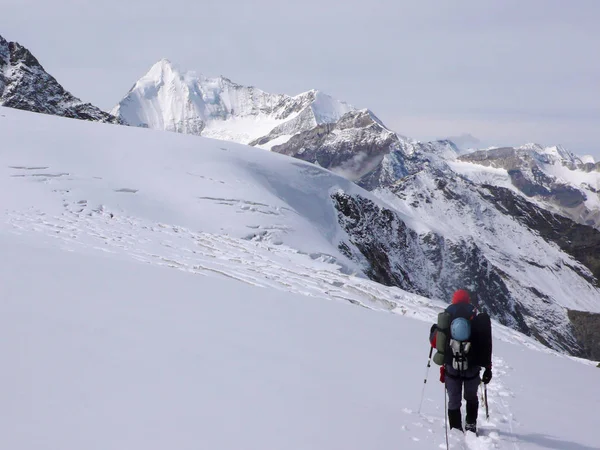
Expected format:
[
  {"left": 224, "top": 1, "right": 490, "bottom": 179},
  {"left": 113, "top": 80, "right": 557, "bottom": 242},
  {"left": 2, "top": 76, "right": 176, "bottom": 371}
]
[
  {"left": 147, "top": 58, "right": 177, "bottom": 78},
  {"left": 517, "top": 142, "right": 579, "bottom": 165},
  {"left": 113, "top": 60, "right": 355, "bottom": 146},
  {"left": 517, "top": 142, "right": 545, "bottom": 152},
  {"left": 541, "top": 144, "right": 578, "bottom": 164},
  {"left": 309, "top": 90, "right": 354, "bottom": 124}
]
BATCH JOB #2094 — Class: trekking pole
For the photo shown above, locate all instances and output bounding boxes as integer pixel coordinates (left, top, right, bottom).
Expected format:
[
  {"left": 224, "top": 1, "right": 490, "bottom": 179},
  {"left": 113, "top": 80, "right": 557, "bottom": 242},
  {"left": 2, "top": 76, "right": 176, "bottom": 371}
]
[
  {"left": 417, "top": 346, "right": 434, "bottom": 414},
  {"left": 444, "top": 381, "right": 449, "bottom": 450},
  {"left": 484, "top": 384, "right": 489, "bottom": 420}
]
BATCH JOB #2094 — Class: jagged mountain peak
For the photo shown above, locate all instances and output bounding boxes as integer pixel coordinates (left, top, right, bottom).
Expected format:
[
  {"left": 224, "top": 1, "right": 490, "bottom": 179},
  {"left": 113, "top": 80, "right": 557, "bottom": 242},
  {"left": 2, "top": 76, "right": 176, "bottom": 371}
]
[
  {"left": 515, "top": 142, "right": 579, "bottom": 165},
  {"left": 5, "top": 40, "right": 43, "bottom": 70},
  {"left": 113, "top": 59, "right": 354, "bottom": 145},
  {"left": 0, "top": 35, "right": 42, "bottom": 75},
  {"left": 145, "top": 58, "right": 179, "bottom": 79},
  {"left": 0, "top": 34, "right": 120, "bottom": 124},
  {"left": 334, "top": 108, "right": 388, "bottom": 130},
  {"left": 144, "top": 59, "right": 241, "bottom": 90}
]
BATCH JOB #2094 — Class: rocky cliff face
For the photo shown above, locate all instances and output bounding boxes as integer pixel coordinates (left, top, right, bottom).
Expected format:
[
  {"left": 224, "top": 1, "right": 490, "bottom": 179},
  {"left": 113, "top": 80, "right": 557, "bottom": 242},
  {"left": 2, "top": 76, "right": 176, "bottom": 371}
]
[
  {"left": 0, "top": 35, "right": 121, "bottom": 124},
  {"left": 332, "top": 182, "right": 596, "bottom": 357},
  {"left": 567, "top": 310, "right": 600, "bottom": 360},
  {"left": 271, "top": 108, "right": 600, "bottom": 358},
  {"left": 332, "top": 190, "right": 529, "bottom": 332},
  {"left": 270, "top": 109, "right": 461, "bottom": 188},
  {"left": 478, "top": 184, "right": 600, "bottom": 283},
  {"left": 271, "top": 110, "right": 405, "bottom": 181}
]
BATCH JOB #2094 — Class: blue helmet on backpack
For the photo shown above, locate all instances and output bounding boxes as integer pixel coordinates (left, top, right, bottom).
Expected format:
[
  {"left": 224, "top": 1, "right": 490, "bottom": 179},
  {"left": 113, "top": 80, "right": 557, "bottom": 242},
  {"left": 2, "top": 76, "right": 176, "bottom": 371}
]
[{"left": 450, "top": 317, "right": 471, "bottom": 342}]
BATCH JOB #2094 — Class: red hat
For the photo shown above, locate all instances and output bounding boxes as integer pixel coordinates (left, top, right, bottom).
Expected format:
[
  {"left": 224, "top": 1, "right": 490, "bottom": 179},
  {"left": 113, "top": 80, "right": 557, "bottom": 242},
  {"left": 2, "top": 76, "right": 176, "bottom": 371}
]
[{"left": 452, "top": 289, "right": 471, "bottom": 304}]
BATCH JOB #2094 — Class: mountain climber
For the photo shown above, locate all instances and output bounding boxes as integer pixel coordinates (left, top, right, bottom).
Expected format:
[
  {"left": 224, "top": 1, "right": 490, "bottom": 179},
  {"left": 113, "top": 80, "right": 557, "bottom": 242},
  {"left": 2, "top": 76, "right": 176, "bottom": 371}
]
[{"left": 429, "top": 289, "right": 493, "bottom": 434}]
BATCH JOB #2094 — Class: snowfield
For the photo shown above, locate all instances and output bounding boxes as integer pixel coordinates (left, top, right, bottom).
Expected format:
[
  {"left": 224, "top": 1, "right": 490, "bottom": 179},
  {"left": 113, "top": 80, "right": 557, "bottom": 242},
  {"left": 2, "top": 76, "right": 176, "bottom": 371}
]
[{"left": 1, "top": 107, "right": 599, "bottom": 449}]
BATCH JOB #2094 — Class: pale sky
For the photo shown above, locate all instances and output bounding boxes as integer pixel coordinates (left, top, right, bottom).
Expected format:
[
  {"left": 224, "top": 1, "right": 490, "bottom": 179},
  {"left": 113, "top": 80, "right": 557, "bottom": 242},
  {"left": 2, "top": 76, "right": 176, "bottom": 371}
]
[{"left": 3, "top": 0, "right": 599, "bottom": 155}]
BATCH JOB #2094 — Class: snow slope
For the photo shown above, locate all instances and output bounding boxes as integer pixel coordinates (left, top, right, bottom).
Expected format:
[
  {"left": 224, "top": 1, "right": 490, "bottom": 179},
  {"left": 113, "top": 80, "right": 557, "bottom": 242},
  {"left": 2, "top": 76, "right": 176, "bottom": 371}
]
[
  {"left": 2, "top": 107, "right": 599, "bottom": 449},
  {"left": 0, "top": 106, "right": 368, "bottom": 265},
  {"left": 112, "top": 59, "right": 353, "bottom": 146},
  {"left": 3, "top": 225, "right": 599, "bottom": 450},
  {"left": 0, "top": 105, "right": 434, "bottom": 316}
]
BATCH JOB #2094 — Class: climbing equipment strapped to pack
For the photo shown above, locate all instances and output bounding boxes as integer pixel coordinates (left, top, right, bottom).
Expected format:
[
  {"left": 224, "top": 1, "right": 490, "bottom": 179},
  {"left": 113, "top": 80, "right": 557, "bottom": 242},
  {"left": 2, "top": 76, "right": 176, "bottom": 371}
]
[{"left": 449, "top": 316, "right": 472, "bottom": 371}]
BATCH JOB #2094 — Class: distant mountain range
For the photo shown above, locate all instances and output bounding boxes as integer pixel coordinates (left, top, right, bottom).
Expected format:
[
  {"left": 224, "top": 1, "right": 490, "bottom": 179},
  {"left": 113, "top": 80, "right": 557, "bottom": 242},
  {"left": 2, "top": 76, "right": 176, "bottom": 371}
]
[{"left": 2, "top": 33, "right": 599, "bottom": 359}]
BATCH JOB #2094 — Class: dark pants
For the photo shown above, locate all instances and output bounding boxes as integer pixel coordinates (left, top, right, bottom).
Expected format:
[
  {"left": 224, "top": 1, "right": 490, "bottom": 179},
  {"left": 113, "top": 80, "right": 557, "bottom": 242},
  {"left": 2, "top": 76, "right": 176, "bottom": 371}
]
[{"left": 445, "top": 365, "right": 480, "bottom": 411}]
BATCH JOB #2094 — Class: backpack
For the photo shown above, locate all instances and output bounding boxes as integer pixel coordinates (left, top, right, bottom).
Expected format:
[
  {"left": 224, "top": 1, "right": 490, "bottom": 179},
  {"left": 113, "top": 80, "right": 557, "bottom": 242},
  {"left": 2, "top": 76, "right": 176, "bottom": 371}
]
[
  {"left": 449, "top": 316, "right": 472, "bottom": 371},
  {"left": 432, "top": 303, "right": 491, "bottom": 371}
]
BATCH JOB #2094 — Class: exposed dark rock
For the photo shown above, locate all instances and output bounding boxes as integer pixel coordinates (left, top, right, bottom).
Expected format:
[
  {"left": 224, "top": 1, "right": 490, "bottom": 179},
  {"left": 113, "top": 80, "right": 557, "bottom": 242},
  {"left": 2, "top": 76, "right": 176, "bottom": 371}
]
[
  {"left": 480, "top": 184, "right": 600, "bottom": 283},
  {"left": 271, "top": 110, "right": 399, "bottom": 181},
  {"left": 508, "top": 169, "right": 552, "bottom": 197},
  {"left": 461, "top": 147, "right": 525, "bottom": 170},
  {"left": 0, "top": 34, "right": 122, "bottom": 124},
  {"left": 578, "top": 162, "right": 600, "bottom": 173},
  {"left": 567, "top": 310, "right": 600, "bottom": 360},
  {"left": 331, "top": 190, "right": 531, "bottom": 334}
]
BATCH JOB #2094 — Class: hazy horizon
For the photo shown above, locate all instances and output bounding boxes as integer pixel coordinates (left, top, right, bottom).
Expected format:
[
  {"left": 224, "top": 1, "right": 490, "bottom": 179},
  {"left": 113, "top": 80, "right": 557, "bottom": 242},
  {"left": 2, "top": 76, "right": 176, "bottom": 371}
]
[{"left": 2, "top": 0, "right": 599, "bottom": 156}]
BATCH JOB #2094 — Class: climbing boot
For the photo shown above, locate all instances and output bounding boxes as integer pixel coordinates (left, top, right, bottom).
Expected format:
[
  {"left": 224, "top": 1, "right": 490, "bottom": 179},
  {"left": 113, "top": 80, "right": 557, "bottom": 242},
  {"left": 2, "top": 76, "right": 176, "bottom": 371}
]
[{"left": 448, "top": 408, "right": 463, "bottom": 431}]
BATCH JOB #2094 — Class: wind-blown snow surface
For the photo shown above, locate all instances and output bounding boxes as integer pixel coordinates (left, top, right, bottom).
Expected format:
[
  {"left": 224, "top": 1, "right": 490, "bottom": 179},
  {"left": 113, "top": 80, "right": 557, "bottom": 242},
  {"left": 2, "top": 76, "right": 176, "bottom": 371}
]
[
  {"left": 2, "top": 108, "right": 599, "bottom": 449},
  {"left": 112, "top": 59, "right": 353, "bottom": 146},
  {"left": 3, "top": 229, "right": 599, "bottom": 450},
  {"left": 0, "top": 106, "right": 366, "bottom": 263},
  {"left": 0, "top": 106, "right": 432, "bottom": 315}
]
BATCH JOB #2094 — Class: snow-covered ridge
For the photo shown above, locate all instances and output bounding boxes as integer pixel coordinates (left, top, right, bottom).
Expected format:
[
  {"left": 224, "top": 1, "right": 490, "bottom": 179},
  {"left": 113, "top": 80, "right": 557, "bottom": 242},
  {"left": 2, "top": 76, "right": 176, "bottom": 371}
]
[
  {"left": 112, "top": 59, "right": 354, "bottom": 146},
  {"left": 456, "top": 143, "right": 600, "bottom": 230}
]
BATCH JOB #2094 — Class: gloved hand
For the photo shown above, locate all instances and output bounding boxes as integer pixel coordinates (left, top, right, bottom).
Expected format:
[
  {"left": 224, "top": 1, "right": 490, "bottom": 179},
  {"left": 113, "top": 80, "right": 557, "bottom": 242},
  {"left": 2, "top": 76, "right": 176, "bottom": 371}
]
[
  {"left": 439, "top": 366, "right": 446, "bottom": 383},
  {"left": 482, "top": 366, "right": 492, "bottom": 384}
]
